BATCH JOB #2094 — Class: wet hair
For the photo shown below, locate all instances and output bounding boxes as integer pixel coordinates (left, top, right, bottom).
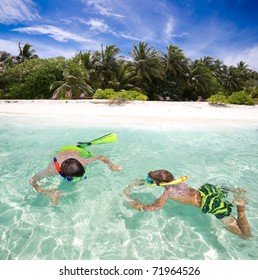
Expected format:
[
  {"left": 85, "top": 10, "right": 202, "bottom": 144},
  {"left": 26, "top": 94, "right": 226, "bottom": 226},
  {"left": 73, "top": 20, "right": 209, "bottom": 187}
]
[
  {"left": 148, "top": 169, "right": 174, "bottom": 184},
  {"left": 60, "top": 158, "right": 85, "bottom": 177}
]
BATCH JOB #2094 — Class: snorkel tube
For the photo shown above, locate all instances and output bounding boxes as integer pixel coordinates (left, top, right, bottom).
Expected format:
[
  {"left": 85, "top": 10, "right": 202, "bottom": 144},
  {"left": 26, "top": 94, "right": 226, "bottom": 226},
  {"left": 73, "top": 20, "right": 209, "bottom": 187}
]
[{"left": 145, "top": 175, "right": 188, "bottom": 187}]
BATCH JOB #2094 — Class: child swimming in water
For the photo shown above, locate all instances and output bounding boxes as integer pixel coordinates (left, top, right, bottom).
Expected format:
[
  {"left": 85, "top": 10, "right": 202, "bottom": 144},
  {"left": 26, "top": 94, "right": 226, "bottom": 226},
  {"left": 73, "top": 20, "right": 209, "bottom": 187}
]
[
  {"left": 124, "top": 169, "right": 251, "bottom": 239},
  {"left": 30, "top": 144, "right": 122, "bottom": 205}
]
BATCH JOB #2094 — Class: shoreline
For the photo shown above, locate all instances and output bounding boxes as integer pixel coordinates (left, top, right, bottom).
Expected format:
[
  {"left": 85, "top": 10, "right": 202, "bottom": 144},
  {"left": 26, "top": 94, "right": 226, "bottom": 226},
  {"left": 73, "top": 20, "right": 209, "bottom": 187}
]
[{"left": 1, "top": 100, "right": 258, "bottom": 128}]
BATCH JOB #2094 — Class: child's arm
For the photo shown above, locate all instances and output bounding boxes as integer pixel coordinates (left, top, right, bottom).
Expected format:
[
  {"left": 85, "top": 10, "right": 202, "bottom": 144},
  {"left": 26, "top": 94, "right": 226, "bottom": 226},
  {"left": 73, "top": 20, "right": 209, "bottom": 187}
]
[
  {"left": 29, "top": 168, "right": 50, "bottom": 192},
  {"left": 124, "top": 181, "right": 170, "bottom": 211},
  {"left": 127, "top": 191, "right": 170, "bottom": 211},
  {"left": 85, "top": 155, "right": 122, "bottom": 171},
  {"left": 29, "top": 167, "right": 61, "bottom": 205},
  {"left": 124, "top": 179, "right": 145, "bottom": 198}
]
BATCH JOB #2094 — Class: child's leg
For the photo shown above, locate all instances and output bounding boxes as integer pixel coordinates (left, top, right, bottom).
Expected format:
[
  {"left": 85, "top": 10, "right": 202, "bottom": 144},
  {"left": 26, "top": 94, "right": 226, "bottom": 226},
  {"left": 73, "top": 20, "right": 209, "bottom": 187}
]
[
  {"left": 235, "top": 205, "right": 252, "bottom": 238},
  {"left": 221, "top": 188, "right": 251, "bottom": 239},
  {"left": 233, "top": 188, "right": 251, "bottom": 238},
  {"left": 221, "top": 216, "right": 245, "bottom": 238}
]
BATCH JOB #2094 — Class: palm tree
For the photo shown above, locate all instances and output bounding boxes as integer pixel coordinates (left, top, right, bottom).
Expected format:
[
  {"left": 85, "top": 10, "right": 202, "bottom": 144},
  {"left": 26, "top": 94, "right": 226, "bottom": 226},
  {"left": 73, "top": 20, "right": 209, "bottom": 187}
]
[
  {"left": 237, "top": 61, "right": 249, "bottom": 72},
  {"left": 0, "top": 51, "right": 14, "bottom": 73},
  {"left": 211, "top": 58, "right": 225, "bottom": 80},
  {"left": 73, "top": 51, "right": 99, "bottom": 90},
  {"left": 199, "top": 56, "right": 214, "bottom": 69},
  {"left": 131, "top": 42, "right": 164, "bottom": 81},
  {"left": 92, "top": 44, "right": 121, "bottom": 89},
  {"left": 0, "top": 51, "right": 12, "bottom": 64},
  {"left": 74, "top": 51, "right": 96, "bottom": 74},
  {"left": 50, "top": 68, "right": 93, "bottom": 99},
  {"left": 220, "top": 66, "right": 244, "bottom": 94},
  {"left": 16, "top": 42, "right": 38, "bottom": 63},
  {"left": 160, "top": 45, "right": 189, "bottom": 100},
  {"left": 130, "top": 42, "right": 164, "bottom": 97},
  {"left": 107, "top": 62, "right": 141, "bottom": 92},
  {"left": 185, "top": 60, "right": 216, "bottom": 100},
  {"left": 236, "top": 60, "right": 253, "bottom": 81},
  {"left": 163, "top": 45, "right": 189, "bottom": 77}
]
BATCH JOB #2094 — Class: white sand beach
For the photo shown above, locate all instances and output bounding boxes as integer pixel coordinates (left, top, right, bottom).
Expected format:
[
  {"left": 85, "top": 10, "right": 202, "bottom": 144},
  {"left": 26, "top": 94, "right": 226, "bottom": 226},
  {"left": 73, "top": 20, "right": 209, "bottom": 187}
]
[{"left": 0, "top": 100, "right": 258, "bottom": 128}]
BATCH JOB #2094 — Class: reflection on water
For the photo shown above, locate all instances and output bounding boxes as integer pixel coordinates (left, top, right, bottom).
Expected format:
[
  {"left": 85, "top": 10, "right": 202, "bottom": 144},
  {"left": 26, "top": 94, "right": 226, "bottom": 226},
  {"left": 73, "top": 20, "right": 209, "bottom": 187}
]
[{"left": 0, "top": 115, "right": 257, "bottom": 260}]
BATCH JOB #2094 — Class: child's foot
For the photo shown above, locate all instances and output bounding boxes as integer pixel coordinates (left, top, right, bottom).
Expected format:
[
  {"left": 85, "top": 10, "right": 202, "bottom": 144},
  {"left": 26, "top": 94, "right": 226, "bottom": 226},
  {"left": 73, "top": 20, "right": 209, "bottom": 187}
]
[{"left": 232, "top": 188, "right": 246, "bottom": 206}]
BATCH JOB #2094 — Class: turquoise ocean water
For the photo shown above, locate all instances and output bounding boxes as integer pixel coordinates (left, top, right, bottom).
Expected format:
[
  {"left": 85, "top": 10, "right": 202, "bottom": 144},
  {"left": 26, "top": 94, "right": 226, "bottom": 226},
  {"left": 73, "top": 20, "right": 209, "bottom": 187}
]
[{"left": 0, "top": 115, "right": 257, "bottom": 260}]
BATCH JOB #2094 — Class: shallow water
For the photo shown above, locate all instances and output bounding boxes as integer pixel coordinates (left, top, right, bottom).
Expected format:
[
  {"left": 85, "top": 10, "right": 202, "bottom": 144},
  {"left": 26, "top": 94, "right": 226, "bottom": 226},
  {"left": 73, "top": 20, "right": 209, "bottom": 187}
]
[{"left": 0, "top": 115, "right": 258, "bottom": 260}]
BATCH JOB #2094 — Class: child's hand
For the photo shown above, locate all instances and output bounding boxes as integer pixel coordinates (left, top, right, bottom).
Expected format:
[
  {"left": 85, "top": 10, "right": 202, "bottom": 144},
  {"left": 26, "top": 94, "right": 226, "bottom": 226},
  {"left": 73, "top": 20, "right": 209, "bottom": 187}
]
[
  {"left": 44, "top": 189, "right": 61, "bottom": 206},
  {"left": 129, "top": 201, "right": 143, "bottom": 211},
  {"left": 124, "top": 199, "right": 143, "bottom": 211},
  {"left": 51, "top": 190, "right": 62, "bottom": 206},
  {"left": 134, "top": 179, "right": 145, "bottom": 186}
]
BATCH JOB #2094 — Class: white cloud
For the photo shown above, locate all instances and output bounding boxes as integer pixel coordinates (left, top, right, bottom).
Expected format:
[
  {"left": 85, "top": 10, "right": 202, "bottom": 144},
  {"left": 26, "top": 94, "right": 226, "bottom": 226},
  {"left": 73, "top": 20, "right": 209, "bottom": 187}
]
[
  {"left": 81, "top": 1, "right": 180, "bottom": 43},
  {"left": 11, "top": 25, "right": 94, "bottom": 43},
  {"left": 117, "top": 33, "right": 141, "bottom": 41},
  {"left": 36, "top": 43, "right": 80, "bottom": 59},
  {"left": 61, "top": 16, "right": 141, "bottom": 41},
  {"left": 60, "top": 18, "right": 73, "bottom": 25},
  {"left": 163, "top": 16, "right": 188, "bottom": 43},
  {"left": 0, "top": 0, "right": 40, "bottom": 24},
  {"left": 164, "top": 17, "right": 175, "bottom": 41},
  {"left": 82, "top": 0, "right": 124, "bottom": 18},
  {"left": 0, "top": 39, "right": 20, "bottom": 54},
  {"left": 221, "top": 46, "right": 258, "bottom": 71},
  {"left": 181, "top": 19, "right": 235, "bottom": 60},
  {"left": 85, "top": 18, "right": 141, "bottom": 40},
  {"left": 0, "top": 38, "right": 100, "bottom": 59},
  {"left": 183, "top": 38, "right": 258, "bottom": 72},
  {"left": 86, "top": 18, "right": 110, "bottom": 33}
]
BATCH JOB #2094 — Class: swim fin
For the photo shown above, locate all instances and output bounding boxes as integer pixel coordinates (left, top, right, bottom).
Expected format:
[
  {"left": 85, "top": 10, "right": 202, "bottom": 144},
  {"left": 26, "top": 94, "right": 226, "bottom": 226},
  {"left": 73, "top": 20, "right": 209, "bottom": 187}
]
[{"left": 77, "top": 133, "right": 118, "bottom": 148}]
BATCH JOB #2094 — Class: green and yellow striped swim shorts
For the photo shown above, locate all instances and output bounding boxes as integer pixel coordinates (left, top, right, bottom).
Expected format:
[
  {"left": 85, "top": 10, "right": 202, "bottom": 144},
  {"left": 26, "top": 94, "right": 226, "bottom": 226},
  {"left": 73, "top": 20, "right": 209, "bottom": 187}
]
[{"left": 198, "top": 183, "right": 233, "bottom": 219}]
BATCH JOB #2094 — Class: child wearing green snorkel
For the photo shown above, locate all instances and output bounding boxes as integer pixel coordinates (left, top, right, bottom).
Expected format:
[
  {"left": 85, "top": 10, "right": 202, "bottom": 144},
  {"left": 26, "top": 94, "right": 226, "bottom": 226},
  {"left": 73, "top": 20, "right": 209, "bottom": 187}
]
[
  {"left": 124, "top": 169, "right": 251, "bottom": 239},
  {"left": 29, "top": 134, "right": 122, "bottom": 205}
]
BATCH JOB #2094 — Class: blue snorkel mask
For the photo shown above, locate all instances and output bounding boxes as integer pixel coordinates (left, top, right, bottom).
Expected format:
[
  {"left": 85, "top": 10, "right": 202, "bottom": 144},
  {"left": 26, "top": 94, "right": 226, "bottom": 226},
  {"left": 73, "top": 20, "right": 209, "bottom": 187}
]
[
  {"left": 53, "top": 157, "right": 89, "bottom": 182},
  {"left": 146, "top": 175, "right": 159, "bottom": 186}
]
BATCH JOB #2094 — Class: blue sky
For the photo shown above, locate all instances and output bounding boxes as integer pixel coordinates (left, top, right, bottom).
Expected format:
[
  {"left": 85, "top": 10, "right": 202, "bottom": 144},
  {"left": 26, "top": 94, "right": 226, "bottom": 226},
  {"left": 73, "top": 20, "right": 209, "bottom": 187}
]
[{"left": 0, "top": 0, "right": 258, "bottom": 70}]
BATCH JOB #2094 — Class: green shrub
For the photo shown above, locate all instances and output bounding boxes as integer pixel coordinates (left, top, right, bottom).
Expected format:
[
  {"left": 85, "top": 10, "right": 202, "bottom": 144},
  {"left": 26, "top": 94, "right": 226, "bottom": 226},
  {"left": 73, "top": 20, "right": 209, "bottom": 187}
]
[
  {"left": 109, "top": 90, "right": 148, "bottom": 101},
  {"left": 228, "top": 91, "right": 255, "bottom": 105},
  {"left": 93, "top": 88, "right": 116, "bottom": 99},
  {"left": 0, "top": 89, "right": 5, "bottom": 98},
  {"left": 207, "top": 93, "right": 229, "bottom": 105},
  {"left": 244, "top": 86, "right": 258, "bottom": 98},
  {"left": 93, "top": 89, "right": 148, "bottom": 101}
]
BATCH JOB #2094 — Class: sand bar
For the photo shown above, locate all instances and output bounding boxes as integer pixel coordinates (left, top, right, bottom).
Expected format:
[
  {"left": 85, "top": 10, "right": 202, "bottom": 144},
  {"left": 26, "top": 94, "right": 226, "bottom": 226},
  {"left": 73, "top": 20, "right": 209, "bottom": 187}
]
[{"left": 0, "top": 100, "right": 258, "bottom": 128}]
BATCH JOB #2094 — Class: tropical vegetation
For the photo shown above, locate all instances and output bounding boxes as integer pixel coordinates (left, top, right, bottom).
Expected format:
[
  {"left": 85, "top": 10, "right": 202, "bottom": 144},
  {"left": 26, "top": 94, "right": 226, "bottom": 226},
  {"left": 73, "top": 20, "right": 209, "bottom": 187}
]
[
  {"left": 93, "top": 88, "right": 148, "bottom": 101},
  {"left": 0, "top": 42, "right": 257, "bottom": 105}
]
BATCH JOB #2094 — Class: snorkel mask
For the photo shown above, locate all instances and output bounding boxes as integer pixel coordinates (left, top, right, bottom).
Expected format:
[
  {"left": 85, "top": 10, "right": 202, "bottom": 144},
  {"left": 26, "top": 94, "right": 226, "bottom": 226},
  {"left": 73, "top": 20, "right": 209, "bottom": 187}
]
[
  {"left": 145, "top": 175, "right": 188, "bottom": 187},
  {"left": 53, "top": 157, "right": 89, "bottom": 182}
]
